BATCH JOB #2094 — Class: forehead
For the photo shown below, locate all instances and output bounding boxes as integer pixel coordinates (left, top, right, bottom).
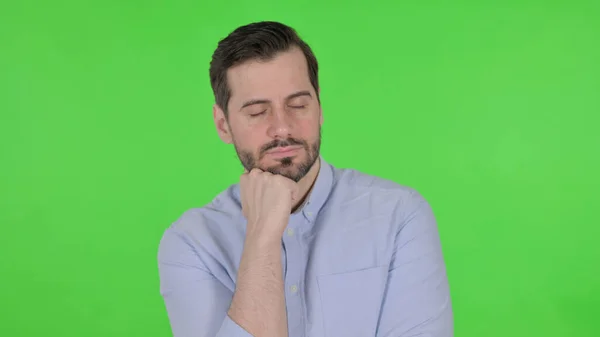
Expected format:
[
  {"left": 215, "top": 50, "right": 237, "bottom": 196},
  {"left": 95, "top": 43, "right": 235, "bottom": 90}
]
[{"left": 226, "top": 48, "right": 312, "bottom": 105}]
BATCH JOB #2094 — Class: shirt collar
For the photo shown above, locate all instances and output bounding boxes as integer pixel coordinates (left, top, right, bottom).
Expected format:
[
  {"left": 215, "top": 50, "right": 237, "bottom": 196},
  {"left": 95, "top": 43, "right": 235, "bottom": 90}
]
[{"left": 297, "top": 155, "right": 334, "bottom": 220}]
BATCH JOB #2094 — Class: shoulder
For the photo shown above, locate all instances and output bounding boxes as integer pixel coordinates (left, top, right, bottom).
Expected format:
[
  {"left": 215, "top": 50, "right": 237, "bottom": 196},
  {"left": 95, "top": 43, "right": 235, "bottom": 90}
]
[
  {"left": 324, "top": 165, "right": 432, "bottom": 229},
  {"left": 157, "top": 184, "right": 245, "bottom": 287},
  {"left": 169, "top": 183, "right": 243, "bottom": 233},
  {"left": 331, "top": 166, "right": 427, "bottom": 206},
  {"left": 158, "top": 183, "right": 245, "bottom": 257}
]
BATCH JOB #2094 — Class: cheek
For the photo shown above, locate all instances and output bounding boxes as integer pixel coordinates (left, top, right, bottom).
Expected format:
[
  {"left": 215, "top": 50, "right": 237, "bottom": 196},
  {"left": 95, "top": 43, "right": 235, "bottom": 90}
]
[
  {"left": 297, "top": 118, "right": 320, "bottom": 139},
  {"left": 237, "top": 129, "right": 268, "bottom": 154}
]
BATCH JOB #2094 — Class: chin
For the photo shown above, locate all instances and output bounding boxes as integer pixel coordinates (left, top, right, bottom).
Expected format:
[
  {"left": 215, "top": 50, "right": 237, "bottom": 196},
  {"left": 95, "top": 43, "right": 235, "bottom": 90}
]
[
  {"left": 266, "top": 154, "right": 315, "bottom": 182},
  {"left": 262, "top": 156, "right": 294, "bottom": 169}
]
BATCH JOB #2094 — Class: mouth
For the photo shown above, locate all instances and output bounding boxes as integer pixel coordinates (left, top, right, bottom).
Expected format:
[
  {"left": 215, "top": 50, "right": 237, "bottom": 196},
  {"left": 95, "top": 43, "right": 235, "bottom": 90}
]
[{"left": 265, "top": 146, "right": 303, "bottom": 158}]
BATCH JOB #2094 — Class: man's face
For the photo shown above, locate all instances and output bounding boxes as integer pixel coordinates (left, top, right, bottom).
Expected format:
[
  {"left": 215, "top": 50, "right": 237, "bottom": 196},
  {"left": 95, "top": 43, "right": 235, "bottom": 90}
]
[{"left": 213, "top": 47, "right": 322, "bottom": 182}]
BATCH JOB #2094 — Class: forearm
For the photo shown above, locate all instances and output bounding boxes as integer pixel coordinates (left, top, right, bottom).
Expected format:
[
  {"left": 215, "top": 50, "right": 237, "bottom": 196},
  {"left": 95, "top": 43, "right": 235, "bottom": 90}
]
[{"left": 228, "top": 232, "right": 287, "bottom": 337}]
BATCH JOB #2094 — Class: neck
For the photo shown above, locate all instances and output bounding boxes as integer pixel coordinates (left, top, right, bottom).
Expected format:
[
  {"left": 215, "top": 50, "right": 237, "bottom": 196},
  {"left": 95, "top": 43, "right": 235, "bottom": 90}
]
[{"left": 291, "top": 157, "right": 321, "bottom": 212}]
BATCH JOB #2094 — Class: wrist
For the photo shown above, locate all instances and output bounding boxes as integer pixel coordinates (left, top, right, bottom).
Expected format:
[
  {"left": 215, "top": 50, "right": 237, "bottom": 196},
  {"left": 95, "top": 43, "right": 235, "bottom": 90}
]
[
  {"left": 245, "top": 221, "right": 285, "bottom": 247},
  {"left": 244, "top": 231, "right": 282, "bottom": 249}
]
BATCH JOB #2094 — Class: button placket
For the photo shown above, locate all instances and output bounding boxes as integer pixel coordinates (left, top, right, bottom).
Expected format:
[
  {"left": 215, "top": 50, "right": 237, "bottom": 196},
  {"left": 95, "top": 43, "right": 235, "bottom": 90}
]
[
  {"left": 283, "top": 216, "right": 303, "bottom": 294},
  {"left": 283, "top": 217, "right": 304, "bottom": 335}
]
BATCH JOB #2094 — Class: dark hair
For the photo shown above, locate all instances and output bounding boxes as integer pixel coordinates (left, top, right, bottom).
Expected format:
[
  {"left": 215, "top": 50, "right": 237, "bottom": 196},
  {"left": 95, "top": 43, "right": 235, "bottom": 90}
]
[{"left": 209, "top": 21, "right": 320, "bottom": 117}]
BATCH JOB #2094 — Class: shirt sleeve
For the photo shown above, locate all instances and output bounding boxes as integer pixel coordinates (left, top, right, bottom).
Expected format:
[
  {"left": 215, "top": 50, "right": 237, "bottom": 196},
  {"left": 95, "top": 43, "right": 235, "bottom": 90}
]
[
  {"left": 376, "top": 191, "right": 454, "bottom": 337},
  {"left": 158, "top": 227, "right": 253, "bottom": 337}
]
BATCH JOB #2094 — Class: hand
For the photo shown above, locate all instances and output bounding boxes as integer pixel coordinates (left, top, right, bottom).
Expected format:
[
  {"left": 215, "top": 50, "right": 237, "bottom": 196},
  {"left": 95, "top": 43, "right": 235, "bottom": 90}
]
[{"left": 240, "top": 168, "right": 300, "bottom": 239}]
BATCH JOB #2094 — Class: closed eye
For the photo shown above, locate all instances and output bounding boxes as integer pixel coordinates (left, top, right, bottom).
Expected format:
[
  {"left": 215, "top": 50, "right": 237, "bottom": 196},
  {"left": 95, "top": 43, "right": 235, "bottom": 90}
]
[
  {"left": 290, "top": 105, "right": 306, "bottom": 109},
  {"left": 249, "top": 110, "right": 266, "bottom": 117}
]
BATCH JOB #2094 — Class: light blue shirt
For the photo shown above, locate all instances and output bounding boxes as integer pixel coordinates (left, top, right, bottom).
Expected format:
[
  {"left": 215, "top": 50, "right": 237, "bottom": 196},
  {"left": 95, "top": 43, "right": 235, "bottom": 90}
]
[{"left": 158, "top": 157, "right": 453, "bottom": 337}]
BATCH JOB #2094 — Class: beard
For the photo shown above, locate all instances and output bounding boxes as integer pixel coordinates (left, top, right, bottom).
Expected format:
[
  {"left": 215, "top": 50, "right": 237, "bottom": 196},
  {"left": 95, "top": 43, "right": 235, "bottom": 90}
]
[{"left": 233, "top": 128, "right": 321, "bottom": 183}]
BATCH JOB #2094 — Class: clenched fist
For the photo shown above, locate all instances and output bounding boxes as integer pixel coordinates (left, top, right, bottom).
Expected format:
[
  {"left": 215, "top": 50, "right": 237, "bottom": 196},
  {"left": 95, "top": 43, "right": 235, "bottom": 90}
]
[{"left": 240, "top": 168, "right": 300, "bottom": 239}]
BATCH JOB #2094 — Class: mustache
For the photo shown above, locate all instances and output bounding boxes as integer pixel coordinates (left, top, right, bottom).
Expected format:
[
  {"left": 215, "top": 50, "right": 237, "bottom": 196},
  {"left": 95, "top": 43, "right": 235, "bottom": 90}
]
[{"left": 261, "top": 138, "right": 307, "bottom": 154}]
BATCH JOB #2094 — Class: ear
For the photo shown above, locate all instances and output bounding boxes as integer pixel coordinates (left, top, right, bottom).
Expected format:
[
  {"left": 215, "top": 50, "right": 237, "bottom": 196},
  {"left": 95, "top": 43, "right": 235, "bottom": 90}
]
[{"left": 213, "top": 104, "right": 233, "bottom": 144}]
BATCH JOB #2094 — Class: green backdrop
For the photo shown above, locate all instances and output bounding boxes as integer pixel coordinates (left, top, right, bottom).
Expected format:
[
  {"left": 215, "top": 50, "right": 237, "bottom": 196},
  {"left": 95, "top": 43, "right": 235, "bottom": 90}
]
[{"left": 1, "top": 1, "right": 599, "bottom": 336}]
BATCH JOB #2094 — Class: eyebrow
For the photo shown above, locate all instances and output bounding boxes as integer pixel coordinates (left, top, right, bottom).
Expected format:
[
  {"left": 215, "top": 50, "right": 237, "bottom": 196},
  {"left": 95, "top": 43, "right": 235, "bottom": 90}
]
[{"left": 239, "top": 90, "right": 312, "bottom": 111}]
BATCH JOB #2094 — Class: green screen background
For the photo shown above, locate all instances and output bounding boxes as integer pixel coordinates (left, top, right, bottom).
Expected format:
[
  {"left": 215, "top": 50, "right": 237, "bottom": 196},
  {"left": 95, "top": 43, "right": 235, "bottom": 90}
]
[{"left": 1, "top": 1, "right": 599, "bottom": 336}]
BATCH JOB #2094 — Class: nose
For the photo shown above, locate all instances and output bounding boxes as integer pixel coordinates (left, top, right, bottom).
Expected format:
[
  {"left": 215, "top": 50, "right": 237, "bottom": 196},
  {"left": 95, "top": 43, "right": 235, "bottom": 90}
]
[{"left": 267, "top": 107, "right": 293, "bottom": 139}]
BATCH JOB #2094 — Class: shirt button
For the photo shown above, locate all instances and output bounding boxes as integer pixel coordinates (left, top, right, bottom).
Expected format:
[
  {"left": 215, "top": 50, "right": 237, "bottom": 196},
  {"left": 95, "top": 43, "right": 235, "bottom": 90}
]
[
  {"left": 290, "top": 285, "right": 298, "bottom": 293},
  {"left": 306, "top": 211, "right": 312, "bottom": 217},
  {"left": 286, "top": 228, "right": 294, "bottom": 236}
]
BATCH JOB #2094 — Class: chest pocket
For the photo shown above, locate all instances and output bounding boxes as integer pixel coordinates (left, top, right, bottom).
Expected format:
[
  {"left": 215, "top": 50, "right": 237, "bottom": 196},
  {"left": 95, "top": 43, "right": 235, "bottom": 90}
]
[{"left": 317, "top": 265, "right": 388, "bottom": 337}]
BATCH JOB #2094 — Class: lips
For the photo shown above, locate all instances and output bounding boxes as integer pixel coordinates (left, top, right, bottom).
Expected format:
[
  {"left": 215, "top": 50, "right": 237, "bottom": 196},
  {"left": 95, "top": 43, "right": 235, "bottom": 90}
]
[
  {"left": 265, "top": 146, "right": 302, "bottom": 157},
  {"left": 269, "top": 146, "right": 299, "bottom": 153}
]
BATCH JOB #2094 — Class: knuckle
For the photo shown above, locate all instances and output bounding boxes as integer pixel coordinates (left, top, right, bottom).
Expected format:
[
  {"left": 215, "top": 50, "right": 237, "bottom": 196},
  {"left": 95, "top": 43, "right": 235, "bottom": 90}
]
[{"left": 249, "top": 169, "right": 262, "bottom": 177}]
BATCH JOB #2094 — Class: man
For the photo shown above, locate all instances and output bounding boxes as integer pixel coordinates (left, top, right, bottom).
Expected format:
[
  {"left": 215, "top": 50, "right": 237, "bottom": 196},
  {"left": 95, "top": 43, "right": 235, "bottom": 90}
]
[{"left": 158, "top": 21, "right": 453, "bottom": 337}]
